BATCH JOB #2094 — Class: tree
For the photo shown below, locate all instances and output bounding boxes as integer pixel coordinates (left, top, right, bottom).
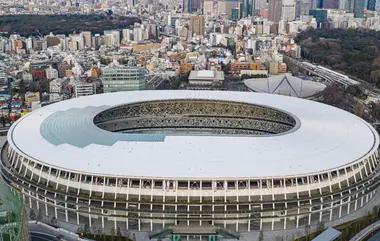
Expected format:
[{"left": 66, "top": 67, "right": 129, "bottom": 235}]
[
  {"left": 110, "top": 227, "right": 115, "bottom": 241},
  {"left": 316, "top": 222, "right": 325, "bottom": 236},
  {"left": 370, "top": 70, "right": 380, "bottom": 83},
  {"left": 355, "top": 102, "right": 365, "bottom": 117},
  {"left": 258, "top": 230, "right": 264, "bottom": 241},
  {"left": 51, "top": 217, "right": 58, "bottom": 227},
  {"left": 346, "top": 85, "right": 362, "bottom": 97},
  {"left": 116, "top": 226, "right": 122, "bottom": 241},
  {"left": 77, "top": 226, "right": 84, "bottom": 234},
  {"left": 97, "top": 228, "right": 102, "bottom": 238},
  {"left": 29, "top": 209, "right": 36, "bottom": 220},
  {"left": 84, "top": 223, "right": 90, "bottom": 234},
  {"left": 37, "top": 211, "right": 43, "bottom": 222},
  {"left": 305, "top": 224, "right": 311, "bottom": 241}
]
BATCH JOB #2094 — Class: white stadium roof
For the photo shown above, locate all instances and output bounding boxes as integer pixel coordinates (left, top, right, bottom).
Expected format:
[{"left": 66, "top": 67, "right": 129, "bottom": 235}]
[
  {"left": 244, "top": 74, "right": 327, "bottom": 98},
  {"left": 7, "top": 91, "right": 379, "bottom": 180}
]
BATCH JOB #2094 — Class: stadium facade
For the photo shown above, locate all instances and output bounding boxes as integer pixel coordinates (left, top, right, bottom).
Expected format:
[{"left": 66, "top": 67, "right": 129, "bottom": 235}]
[{"left": 0, "top": 91, "right": 379, "bottom": 236}]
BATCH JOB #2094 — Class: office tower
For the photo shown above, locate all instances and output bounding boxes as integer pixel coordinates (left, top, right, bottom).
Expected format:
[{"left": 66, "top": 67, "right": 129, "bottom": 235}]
[
  {"left": 232, "top": 8, "right": 239, "bottom": 20},
  {"left": 299, "top": 0, "right": 311, "bottom": 15},
  {"left": 104, "top": 30, "right": 120, "bottom": 46},
  {"left": 339, "top": 0, "right": 346, "bottom": 9},
  {"left": 367, "top": 0, "right": 375, "bottom": 10},
  {"left": 323, "top": 0, "right": 338, "bottom": 8},
  {"left": 184, "top": 0, "right": 201, "bottom": 12},
  {"left": 203, "top": 0, "right": 214, "bottom": 15},
  {"left": 191, "top": 0, "right": 201, "bottom": 12},
  {"left": 239, "top": 1, "right": 244, "bottom": 17},
  {"left": 247, "top": 0, "right": 256, "bottom": 16},
  {"left": 268, "top": 0, "right": 282, "bottom": 22},
  {"left": 354, "top": 0, "right": 365, "bottom": 17},
  {"left": 127, "top": 0, "right": 135, "bottom": 6},
  {"left": 281, "top": 0, "right": 296, "bottom": 21},
  {"left": 189, "top": 16, "right": 204, "bottom": 36},
  {"left": 309, "top": 9, "right": 328, "bottom": 27},
  {"left": 82, "top": 31, "right": 92, "bottom": 48},
  {"left": 184, "top": 0, "right": 189, "bottom": 12},
  {"left": 122, "top": 29, "right": 131, "bottom": 42},
  {"left": 228, "top": 0, "right": 239, "bottom": 14},
  {"left": 133, "top": 27, "right": 143, "bottom": 41},
  {"left": 295, "top": 0, "right": 300, "bottom": 17},
  {"left": 217, "top": 0, "right": 227, "bottom": 15}
]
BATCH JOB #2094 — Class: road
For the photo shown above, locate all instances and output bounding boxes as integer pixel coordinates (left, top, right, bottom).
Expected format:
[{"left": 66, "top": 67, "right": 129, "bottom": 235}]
[
  {"left": 29, "top": 223, "right": 84, "bottom": 241},
  {"left": 283, "top": 56, "right": 380, "bottom": 98},
  {"left": 362, "top": 226, "right": 380, "bottom": 241}
]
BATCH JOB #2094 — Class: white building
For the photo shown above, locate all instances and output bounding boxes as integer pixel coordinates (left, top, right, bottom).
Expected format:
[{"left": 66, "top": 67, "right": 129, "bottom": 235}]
[
  {"left": 102, "top": 64, "right": 146, "bottom": 93},
  {"left": 281, "top": 0, "right": 296, "bottom": 21},
  {"left": 122, "top": 29, "right": 131, "bottom": 43},
  {"left": 49, "top": 78, "right": 67, "bottom": 94},
  {"left": 49, "top": 93, "right": 63, "bottom": 102},
  {"left": 74, "top": 82, "right": 96, "bottom": 98},
  {"left": 188, "top": 70, "right": 225, "bottom": 89},
  {"left": 104, "top": 30, "right": 120, "bottom": 46},
  {"left": 45, "top": 67, "right": 58, "bottom": 80},
  {"left": 22, "top": 72, "right": 33, "bottom": 82}
]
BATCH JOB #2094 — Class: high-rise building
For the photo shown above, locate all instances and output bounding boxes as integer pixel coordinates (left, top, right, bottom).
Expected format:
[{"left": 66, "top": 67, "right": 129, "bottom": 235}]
[
  {"left": 189, "top": 16, "right": 204, "bottom": 37},
  {"left": 367, "top": 0, "right": 376, "bottom": 10},
  {"left": 133, "top": 27, "right": 143, "bottom": 41},
  {"left": 309, "top": 9, "right": 328, "bottom": 27},
  {"left": 69, "top": 34, "right": 84, "bottom": 50},
  {"left": 339, "top": 0, "right": 346, "bottom": 9},
  {"left": 239, "top": 2, "right": 244, "bottom": 18},
  {"left": 122, "top": 29, "right": 131, "bottom": 42},
  {"left": 232, "top": 8, "right": 239, "bottom": 20},
  {"left": 217, "top": 0, "right": 228, "bottom": 15},
  {"left": 281, "top": 0, "right": 296, "bottom": 21},
  {"left": 184, "top": 0, "right": 201, "bottom": 12},
  {"left": 268, "top": 0, "right": 282, "bottom": 22},
  {"left": 104, "top": 30, "right": 120, "bottom": 46},
  {"left": 353, "top": 0, "right": 365, "bottom": 17},
  {"left": 191, "top": 0, "right": 201, "bottom": 12},
  {"left": 299, "top": 0, "right": 311, "bottom": 15},
  {"left": 323, "top": 0, "right": 338, "bottom": 8},
  {"left": 203, "top": 0, "right": 214, "bottom": 15},
  {"left": 102, "top": 66, "right": 146, "bottom": 93},
  {"left": 226, "top": 0, "right": 239, "bottom": 17},
  {"left": 246, "top": 0, "right": 255, "bottom": 16},
  {"left": 82, "top": 31, "right": 92, "bottom": 48}
]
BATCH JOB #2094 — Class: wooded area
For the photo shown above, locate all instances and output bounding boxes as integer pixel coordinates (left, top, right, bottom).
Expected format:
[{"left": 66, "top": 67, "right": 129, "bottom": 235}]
[
  {"left": 295, "top": 28, "right": 380, "bottom": 86},
  {"left": 0, "top": 14, "right": 140, "bottom": 37}
]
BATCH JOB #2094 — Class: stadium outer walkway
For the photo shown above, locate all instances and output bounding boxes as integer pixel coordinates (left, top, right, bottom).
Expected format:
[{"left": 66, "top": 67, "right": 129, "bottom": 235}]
[
  {"left": 236, "top": 191, "right": 380, "bottom": 241},
  {"left": 349, "top": 220, "right": 380, "bottom": 241},
  {"left": 50, "top": 190, "right": 380, "bottom": 241}
]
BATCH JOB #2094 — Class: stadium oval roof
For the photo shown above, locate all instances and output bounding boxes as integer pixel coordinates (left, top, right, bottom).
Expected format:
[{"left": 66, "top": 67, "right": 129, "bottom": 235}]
[
  {"left": 7, "top": 90, "right": 379, "bottom": 180},
  {"left": 244, "top": 74, "right": 327, "bottom": 98}
]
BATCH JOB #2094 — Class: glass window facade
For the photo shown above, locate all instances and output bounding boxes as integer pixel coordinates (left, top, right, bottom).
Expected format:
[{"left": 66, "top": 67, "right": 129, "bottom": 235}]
[{"left": 102, "top": 67, "right": 146, "bottom": 93}]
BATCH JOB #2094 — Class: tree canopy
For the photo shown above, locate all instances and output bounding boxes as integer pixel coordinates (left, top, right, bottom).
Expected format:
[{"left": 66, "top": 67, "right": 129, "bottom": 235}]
[
  {"left": 295, "top": 28, "right": 380, "bottom": 85},
  {"left": 0, "top": 14, "right": 140, "bottom": 37}
]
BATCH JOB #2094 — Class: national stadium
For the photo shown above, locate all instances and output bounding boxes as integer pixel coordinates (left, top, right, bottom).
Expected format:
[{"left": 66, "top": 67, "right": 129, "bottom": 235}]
[{"left": 0, "top": 90, "right": 379, "bottom": 239}]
